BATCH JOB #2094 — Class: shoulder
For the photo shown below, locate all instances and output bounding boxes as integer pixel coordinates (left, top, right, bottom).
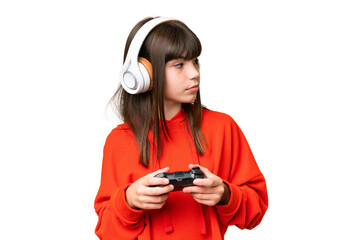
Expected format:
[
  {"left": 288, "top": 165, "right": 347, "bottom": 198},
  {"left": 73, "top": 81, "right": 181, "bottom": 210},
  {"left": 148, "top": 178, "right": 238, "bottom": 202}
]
[
  {"left": 104, "top": 122, "right": 135, "bottom": 148},
  {"left": 201, "top": 109, "right": 251, "bottom": 153},
  {"left": 101, "top": 123, "right": 143, "bottom": 176},
  {"left": 202, "top": 108, "right": 238, "bottom": 127},
  {"left": 201, "top": 108, "right": 244, "bottom": 139}
]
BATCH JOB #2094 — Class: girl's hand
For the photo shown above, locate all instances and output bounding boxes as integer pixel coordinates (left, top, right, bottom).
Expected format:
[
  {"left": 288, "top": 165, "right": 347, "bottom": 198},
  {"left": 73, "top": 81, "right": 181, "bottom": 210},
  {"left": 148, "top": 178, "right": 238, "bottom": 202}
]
[
  {"left": 125, "top": 167, "right": 174, "bottom": 210},
  {"left": 183, "top": 164, "right": 230, "bottom": 206}
]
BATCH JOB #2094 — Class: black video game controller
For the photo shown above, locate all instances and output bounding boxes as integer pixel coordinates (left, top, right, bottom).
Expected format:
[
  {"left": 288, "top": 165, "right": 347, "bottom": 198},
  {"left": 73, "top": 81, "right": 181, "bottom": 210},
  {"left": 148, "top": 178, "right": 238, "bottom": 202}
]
[{"left": 154, "top": 167, "right": 206, "bottom": 191}]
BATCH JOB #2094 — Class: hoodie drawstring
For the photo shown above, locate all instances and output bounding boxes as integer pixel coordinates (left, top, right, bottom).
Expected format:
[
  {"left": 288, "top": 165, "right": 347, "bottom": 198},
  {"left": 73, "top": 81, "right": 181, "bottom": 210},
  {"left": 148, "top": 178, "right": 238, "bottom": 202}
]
[
  {"left": 162, "top": 202, "right": 174, "bottom": 233},
  {"left": 155, "top": 157, "right": 175, "bottom": 234},
  {"left": 183, "top": 122, "right": 208, "bottom": 235},
  {"left": 199, "top": 205, "right": 208, "bottom": 235},
  {"left": 149, "top": 120, "right": 208, "bottom": 235}
]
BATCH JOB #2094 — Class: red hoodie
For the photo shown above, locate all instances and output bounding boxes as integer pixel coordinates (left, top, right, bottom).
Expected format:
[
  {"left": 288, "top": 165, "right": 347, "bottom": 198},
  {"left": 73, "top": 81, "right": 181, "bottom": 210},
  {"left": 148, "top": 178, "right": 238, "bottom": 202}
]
[{"left": 94, "top": 109, "right": 268, "bottom": 239}]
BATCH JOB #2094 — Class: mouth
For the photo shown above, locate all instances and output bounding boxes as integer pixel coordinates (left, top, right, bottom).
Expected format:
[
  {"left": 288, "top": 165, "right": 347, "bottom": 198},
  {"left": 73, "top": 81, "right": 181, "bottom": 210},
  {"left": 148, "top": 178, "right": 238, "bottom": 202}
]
[{"left": 187, "top": 84, "right": 199, "bottom": 91}]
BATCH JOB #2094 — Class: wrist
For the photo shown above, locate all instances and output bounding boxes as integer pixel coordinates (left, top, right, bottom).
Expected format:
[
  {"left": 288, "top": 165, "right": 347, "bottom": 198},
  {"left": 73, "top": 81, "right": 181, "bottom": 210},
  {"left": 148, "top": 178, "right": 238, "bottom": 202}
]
[
  {"left": 218, "top": 182, "right": 230, "bottom": 205},
  {"left": 125, "top": 185, "right": 137, "bottom": 209}
]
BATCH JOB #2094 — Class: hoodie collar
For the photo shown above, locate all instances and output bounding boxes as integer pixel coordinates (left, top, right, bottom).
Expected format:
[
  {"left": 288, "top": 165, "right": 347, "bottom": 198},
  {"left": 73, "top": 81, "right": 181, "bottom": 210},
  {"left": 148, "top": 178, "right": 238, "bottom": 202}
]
[{"left": 165, "top": 108, "right": 187, "bottom": 124}]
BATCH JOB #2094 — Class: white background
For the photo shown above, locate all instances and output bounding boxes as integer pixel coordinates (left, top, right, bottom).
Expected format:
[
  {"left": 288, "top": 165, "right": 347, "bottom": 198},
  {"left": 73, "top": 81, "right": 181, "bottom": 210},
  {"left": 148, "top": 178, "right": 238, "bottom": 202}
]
[{"left": 1, "top": 0, "right": 359, "bottom": 239}]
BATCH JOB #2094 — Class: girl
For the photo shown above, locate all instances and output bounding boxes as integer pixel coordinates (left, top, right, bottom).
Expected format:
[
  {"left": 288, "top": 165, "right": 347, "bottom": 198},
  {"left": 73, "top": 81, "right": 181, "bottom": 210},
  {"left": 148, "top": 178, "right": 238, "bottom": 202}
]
[{"left": 94, "top": 17, "right": 268, "bottom": 240}]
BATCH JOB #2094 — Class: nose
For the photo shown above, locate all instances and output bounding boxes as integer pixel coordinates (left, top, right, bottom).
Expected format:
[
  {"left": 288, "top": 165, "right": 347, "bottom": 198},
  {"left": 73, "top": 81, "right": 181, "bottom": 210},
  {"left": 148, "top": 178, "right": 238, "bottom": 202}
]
[{"left": 187, "top": 62, "right": 200, "bottom": 80}]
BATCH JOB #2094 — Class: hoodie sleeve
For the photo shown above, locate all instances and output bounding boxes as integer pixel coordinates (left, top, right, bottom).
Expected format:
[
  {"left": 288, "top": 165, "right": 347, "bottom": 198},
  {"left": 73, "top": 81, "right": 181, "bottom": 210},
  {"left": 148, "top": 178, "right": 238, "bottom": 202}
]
[
  {"left": 94, "top": 129, "right": 146, "bottom": 239},
  {"left": 214, "top": 117, "right": 268, "bottom": 230}
]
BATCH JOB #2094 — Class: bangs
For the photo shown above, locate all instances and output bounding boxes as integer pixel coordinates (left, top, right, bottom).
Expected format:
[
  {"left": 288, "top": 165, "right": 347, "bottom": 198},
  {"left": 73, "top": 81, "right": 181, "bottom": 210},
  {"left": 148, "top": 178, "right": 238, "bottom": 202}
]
[{"left": 162, "top": 22, "right": 202, "bottom": 62}]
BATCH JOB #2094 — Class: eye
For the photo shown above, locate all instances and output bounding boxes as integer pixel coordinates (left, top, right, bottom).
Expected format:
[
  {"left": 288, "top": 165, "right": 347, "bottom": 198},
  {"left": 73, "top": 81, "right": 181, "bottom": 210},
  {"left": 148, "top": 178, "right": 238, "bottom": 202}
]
[
  {"left": 174, "top": 62, "right": 184, "bottom": 68},
  {"left": 193, "top": 58, "right": 200, "bottom": 67}
]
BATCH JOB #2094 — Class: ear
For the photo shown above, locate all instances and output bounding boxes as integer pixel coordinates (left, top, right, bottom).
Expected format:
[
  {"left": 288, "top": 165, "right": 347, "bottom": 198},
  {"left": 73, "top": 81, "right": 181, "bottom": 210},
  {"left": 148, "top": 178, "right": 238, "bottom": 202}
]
[{"left": 138, "top": 57, "right": 153, "bottom": 91}]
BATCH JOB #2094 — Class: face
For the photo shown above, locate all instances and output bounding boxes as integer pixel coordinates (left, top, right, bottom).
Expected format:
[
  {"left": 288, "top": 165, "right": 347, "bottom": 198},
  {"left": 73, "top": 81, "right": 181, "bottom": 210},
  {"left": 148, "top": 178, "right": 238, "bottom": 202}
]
[{"left": 164, "top": 57, "right": 200, "bottom": 110}]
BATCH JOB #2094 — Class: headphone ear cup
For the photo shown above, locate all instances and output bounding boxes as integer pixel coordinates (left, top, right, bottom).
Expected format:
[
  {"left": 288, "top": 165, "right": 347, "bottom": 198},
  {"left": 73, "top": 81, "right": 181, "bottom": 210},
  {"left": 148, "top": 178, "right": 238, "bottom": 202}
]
[{"left": 138, "top": 57, "right": 153, "bottom": 91}]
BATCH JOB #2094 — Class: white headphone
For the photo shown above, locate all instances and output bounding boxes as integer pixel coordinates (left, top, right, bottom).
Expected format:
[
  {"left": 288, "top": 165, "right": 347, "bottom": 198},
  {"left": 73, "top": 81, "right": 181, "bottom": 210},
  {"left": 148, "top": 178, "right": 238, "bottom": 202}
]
[{"left": 119, "top": 17, "right": 178, "bottom": 94}]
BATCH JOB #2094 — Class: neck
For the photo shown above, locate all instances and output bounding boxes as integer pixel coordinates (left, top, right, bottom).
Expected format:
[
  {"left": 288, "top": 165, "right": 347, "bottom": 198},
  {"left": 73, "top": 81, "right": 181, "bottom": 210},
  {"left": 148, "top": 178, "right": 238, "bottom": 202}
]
[{"left": 164, "top": 102, "right": 182, "bottom": 120}]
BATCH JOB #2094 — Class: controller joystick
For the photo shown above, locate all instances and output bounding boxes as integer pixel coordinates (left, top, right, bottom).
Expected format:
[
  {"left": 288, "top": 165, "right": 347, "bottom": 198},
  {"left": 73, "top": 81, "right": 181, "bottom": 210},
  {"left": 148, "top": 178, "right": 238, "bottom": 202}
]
[{"left": 154, "top": 167, "right": 206, "bottom": 191}]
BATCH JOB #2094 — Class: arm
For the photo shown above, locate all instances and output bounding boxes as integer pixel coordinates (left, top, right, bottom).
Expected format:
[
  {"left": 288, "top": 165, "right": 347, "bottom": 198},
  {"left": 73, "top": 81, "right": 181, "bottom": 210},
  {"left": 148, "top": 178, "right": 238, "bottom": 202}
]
[
  {"left": 94, "top": 132, "right": 146, "bottom": 239},
  {"left": 94, "top": 129, "right": 174, "bottom": 239},
  {"left": 214, "top": 121, "right": 268, "bottom": 229},
  {"left": 216, "top": 174, "right": 268, "bottom": 229},
  {"left": 183, "top": 162, "right": 267, "bottom": 229}
]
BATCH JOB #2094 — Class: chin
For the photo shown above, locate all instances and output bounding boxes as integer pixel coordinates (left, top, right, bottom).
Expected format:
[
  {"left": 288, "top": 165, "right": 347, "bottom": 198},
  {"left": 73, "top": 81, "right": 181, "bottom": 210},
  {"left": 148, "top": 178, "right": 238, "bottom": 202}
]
[{"left": 183, "top": 96, "right": 197, "bottom": 104}]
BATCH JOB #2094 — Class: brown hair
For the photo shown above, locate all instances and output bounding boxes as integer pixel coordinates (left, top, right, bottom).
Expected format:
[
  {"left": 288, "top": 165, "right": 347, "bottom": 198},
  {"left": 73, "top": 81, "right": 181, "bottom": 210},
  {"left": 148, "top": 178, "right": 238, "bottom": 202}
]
[{"left": 110, "top": 17, "right": 206, "bottom": 167}]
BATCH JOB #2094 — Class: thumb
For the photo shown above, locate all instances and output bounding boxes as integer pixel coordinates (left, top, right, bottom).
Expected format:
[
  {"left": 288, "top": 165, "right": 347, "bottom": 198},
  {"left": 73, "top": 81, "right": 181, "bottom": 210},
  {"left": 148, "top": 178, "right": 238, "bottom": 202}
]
[
  {"left": 147, "top": 167, "right": 170, "bottom": 178},
  {"left": 188, "top": 164, "right": 214, "bottom": 178}
]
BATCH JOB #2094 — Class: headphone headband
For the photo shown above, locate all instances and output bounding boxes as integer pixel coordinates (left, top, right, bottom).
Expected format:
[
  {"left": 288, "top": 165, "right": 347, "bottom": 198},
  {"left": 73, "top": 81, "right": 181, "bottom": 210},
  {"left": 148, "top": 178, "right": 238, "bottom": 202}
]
[{"left": 120, "top": 17, "right": 178, "bottom": 94}]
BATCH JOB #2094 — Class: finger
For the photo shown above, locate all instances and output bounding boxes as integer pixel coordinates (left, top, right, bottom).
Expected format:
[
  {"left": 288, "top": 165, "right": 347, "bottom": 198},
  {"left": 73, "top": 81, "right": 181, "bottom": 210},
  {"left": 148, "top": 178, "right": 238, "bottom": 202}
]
[
  {"left": 188, "top": 164, "right": 215, "bottom": 178},
  {"left": 138, "top": 193, "right": 169, "bottom": 204},
  {"left": 192, "top": 178, "right": 214, "bottom": 186},
  {"left": 191, "top": 193, "right": 219, "bottom": 201},
  {"left": 189, "top": 164, "right": 223, "bottom": 187},
  {"left": 188, "top": 163, "right": 198, "bottom": 169},
  {"left": 192, "top": 199, "right": 218, "bottom": 207},
  {"left": 143, "top": 184, "right": 174, "bottom": 196},
  {"left": 182, "top": 185, "right": 197, "bottom": 194},
  {"left": 198, "top": 166, "right": 215, "bottom": 178},
  {"left": 183, "top": 185, "right": 213, "bottom": 194},
  {"left": 142, "top": 167, "right": 170, "bottom": 186},
  {"left": 147, "top": 176, "right": 170, "bottom": 187},
  {"left": 141, "top": 202, "right": 166, "bottom": 210}
]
